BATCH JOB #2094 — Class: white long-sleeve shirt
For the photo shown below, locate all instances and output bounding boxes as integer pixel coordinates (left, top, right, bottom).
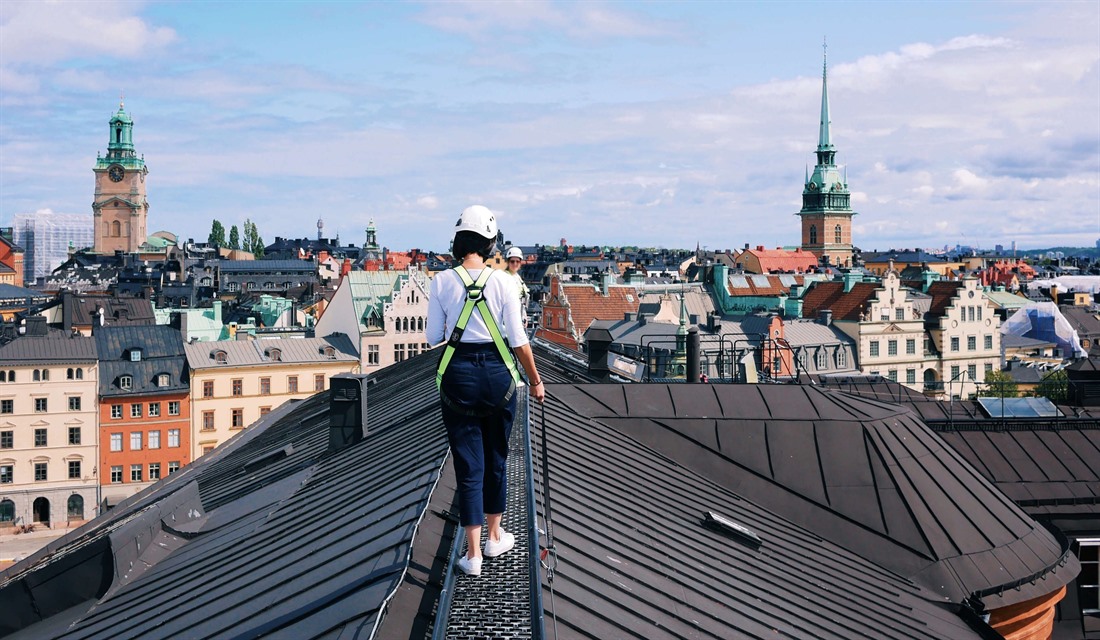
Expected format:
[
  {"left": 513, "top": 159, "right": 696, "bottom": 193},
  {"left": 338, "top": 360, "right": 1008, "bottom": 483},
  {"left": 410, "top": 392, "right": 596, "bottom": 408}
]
[{"left": 426, "top": 268, "right": 529, "bottom": 349}]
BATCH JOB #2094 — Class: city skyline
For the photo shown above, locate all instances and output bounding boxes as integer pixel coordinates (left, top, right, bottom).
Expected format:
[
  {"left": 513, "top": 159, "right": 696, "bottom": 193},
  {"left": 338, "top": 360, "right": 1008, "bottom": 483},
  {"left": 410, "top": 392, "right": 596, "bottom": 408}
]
[{"left": 1, "top": 1, "right": 1097, "bottom": 252}]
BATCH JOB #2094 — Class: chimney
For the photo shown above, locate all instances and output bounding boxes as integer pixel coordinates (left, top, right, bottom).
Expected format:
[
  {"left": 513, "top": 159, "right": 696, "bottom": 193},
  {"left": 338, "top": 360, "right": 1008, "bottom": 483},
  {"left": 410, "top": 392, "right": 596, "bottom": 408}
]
[
  {"left": 328, "top": 374, "right": 369, "bottom": 452},
  {"left": 819, "top": 309, "right": 833, "bottom": 326},
  {"left": 707, "top": 312, "right": 722, "bottom": 332},
  {"left": 686, "top": 327, "right": 700, "bottom": 383},
  {"left": 62, "top": 290, "right": 74, "bottom": 333},
  {"left": 585, "top": 326, "right": 613, "bottom": 380},
  {"left": 843, "top": 271, "right": 860, "bottom": 293},
  {"left": 600, "top": 269, "right": 613, "bottom": 296}
]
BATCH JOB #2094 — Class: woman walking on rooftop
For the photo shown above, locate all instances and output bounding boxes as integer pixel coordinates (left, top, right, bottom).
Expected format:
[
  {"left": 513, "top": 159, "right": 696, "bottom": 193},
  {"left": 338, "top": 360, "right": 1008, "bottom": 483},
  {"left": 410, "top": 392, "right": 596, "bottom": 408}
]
[{"left": 427, "top": 204, "right": 545, "bottom": 577}]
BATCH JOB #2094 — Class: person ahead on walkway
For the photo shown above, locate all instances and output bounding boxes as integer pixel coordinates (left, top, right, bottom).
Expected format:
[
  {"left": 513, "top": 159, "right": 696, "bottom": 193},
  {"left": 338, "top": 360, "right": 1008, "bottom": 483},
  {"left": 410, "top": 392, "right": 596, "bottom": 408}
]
[
  {"left": 427, "top": 205, "right": 545, "bottom": 577},
  {"left": 505, "top": 246, "right": 530, "bottom": 329}
]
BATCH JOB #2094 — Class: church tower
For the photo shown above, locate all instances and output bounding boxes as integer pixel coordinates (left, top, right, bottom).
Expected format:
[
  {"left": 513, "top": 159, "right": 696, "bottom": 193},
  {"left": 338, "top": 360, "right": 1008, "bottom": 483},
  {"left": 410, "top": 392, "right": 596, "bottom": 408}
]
[
  {"left": 798, "top": 47, "right": 856, "bottom": 267},
  {"left": 92, "top": 100, "right": 149, "bottom": 254}
]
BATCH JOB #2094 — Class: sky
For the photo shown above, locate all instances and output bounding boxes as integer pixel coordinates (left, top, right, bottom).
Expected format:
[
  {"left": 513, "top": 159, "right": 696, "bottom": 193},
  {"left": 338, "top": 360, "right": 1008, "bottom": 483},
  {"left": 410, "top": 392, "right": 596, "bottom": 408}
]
[{"left": 1, "top": 1, "right": 1098, "bottom": 254}]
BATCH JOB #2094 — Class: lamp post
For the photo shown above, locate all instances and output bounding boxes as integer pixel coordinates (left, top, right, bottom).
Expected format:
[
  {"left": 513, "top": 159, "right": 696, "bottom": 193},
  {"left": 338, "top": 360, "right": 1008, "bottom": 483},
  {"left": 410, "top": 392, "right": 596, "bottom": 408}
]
[{"left": 947, "top": 368, "right": 971, "bottom": 429}]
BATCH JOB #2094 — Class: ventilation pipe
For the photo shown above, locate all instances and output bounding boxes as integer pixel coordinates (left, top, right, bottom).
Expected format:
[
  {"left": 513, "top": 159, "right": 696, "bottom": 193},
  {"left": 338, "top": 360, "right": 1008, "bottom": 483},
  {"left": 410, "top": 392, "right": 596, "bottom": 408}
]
[{"left": 687, "top": 327, "right": 700, "bottom": 383}]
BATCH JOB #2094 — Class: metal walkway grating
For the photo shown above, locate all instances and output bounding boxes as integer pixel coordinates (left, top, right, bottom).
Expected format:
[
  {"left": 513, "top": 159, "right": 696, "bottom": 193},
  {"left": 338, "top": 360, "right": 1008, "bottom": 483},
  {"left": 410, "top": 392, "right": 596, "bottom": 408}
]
[{"left": 437, "top": 390, "right": 540, "bottom": 639}]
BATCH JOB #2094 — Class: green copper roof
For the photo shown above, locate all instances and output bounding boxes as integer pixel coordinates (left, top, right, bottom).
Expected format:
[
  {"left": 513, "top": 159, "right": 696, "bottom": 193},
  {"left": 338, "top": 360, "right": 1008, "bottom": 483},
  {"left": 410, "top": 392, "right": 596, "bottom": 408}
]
[{"left": 818, "top": 49, "right": 834, "bottom": 152}]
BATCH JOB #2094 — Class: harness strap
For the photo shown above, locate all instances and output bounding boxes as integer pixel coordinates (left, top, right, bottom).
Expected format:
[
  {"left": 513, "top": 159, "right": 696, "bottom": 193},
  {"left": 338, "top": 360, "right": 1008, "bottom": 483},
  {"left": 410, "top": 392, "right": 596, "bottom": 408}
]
[{"left": 435, "top": 266, "right": 522, "bottom": 392}]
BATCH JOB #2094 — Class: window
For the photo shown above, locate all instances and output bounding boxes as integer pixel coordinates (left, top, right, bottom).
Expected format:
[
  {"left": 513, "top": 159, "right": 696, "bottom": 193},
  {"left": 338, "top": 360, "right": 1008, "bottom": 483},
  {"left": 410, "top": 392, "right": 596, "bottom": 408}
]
[
  {"left": 0, "top": 498, "right": 12, "bottom": 520},
  {"left": 888, "top": 340, "right": 897, "bottom": 356},
  {"left": 367, "top": 345, "right": 379, "bottom": 365},
  {"left": 977, "top": 306, "right": 983, "bottom": 321},
  {"left": 214, "top": 350, "right": 228, "bottom": 364},
  {"left": 157, "top": 374, "right": 169, "bottom": 387},
  {"left": 968, "top": 364, "right": 977, "bottom": 381},
  {"left": 76, "top": 368, "right": 83, "bottom": 379},
  {"left": 880, "top": 309, "right": 890, "bottom": 321},
  {"left": 130, "top": 349, "right": 142, "bottom": 362},
  {"left": 314, "top": 374, "right": 325, "bottom": 392},
  {"left": 34, "top": 462, "right": 47, "bottom": 481},
  {"left": 130, "top": 432, "right": 142, "bottom": 450},
  {"left": 69, "top": 396, "right": 81, "bottom": 411},
  {"left": 69, "top": 427, "right": 81, "bottom": 445},
  {"left": 951, "top": 365, "right": 961, "bottom": 381},
  {"left": 168, "top": 429, "right": 180, "bottom": 448},
  {"left": 259, "top": 406, "right": 271, "bottom": 416},
  {"left": 231, "top": 379, "right": 243, "bottom": 396},
  {"left": 967, "top": 336, "right": 976, "bottom": 351},
  {"left": 130, "top": 403, "right": 142, "bottom": 418},
  {"left": 887, "top": 370, "right": 897, "bottom": 382},
  {"left": 0, "top": 399, "right": 10, "bottom": 414},
  {"left": 119, "top": 375, "right": 132, "bottom": 390},
  {"left": 968, "top": 307, "right": 975, "bottom": 322},
  {"left": 0, "top": 465, "right": 11, "bottom": 484},
  {"left": 836, "top": 350, "right": 846, "bottom": 368},
  {"left": 869, "top": 341, "right": 880, "bottom": 357},
  {"left": 68, "top": 460, "right": 81, "bottom": 479},
  {"left": 905, "top": 339, "right": 915, "bottom": 355},
  {"left": 202, "top": 411, "right": 215, "bottom": 431},
  {"left": 111, "top": 404, "right": 123, "bottom": 419},
  {"left": 394, "top": 344, "right": 405, "bottom": 362},
  {"left": 322, "top": 346, "right": 336, "bottom": 359},
  {"left": 0, "top": 431, "right": 11, "bottom": 448},
  {"left": 287, "top": 376, "right": 298, "bottom": 393},
  {"left": 815, "top": 350, "right": 827, "bottom": 370},
  {"left": 985, "top": 363, "right": 994, "bottom": 373},
  {"left": 168, "top": 461, "right": 180, "bottom": 474},
  {"left": 895, "top": 308, "right": 904, "bottom": 321},
  {"left": 231, "top": 408, "right": 244, "bottom": 428},
  {"left": 110, "top": 433, "right": 123, "bottom": 451},
  {"left": 145, "top": 431, "right": 160, "bottom": 451},
  {"left": 809, "top": 224, "right": 817, "bottom": 244},
  {"left": 168, "top": 401, "right": 180, "bottom": 416},
  {"left": 203, "top": 445, "right": 215, "bottom": 455},
  {"left": 266, "top": 348, "right": 282, "bottom": 362},
  {"left": 834, "top": 224, "right": 842, "bottom": 243},
  {"left": 34, "top": 398, "right": 47, "bottom": 412},
  {"left": 131, "top": 464, "right": 143, "bottom": 482},
  {"left": 906, "top": 369, "right": 916, "bottom": 384},
  {"left": 110, "top": 466, "right": 123, "bottom": 483},
  {"left": 950, "top": 337, "right": 960, "bottom": 352},
  {"left": 67, "top": 368, "right": 75, "bottom": 380},
  {"left": 5, "top": 371, "right": 12, "bottom": 382},
  {"left": 149, "top": 462, "right": 161, "bottom": 481},
  {"left": 1078, "top": 541, "right": 1099, "bottom": 617},
  {"left": 409, "top": 343, "right": 419, "bottom": 357},
  {"left": 260, "top": 377, "right": 270, "bottom": 395},
  {"left": 203, "top": 380, "right": 214, "bottom": 398},
  {"left": 984, "top": 335, "right": 993, "bottom": 350},
  {"left": 149, "top": 402, "right": 160, "bottom": 417},
  {"left": 34, "top": 428, "right": 47, "bottom": 447}
]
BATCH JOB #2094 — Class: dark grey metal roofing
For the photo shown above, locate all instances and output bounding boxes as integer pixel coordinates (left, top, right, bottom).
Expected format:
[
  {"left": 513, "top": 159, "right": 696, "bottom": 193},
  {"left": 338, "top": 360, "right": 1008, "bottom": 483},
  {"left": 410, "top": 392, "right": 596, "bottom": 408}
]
[
  {"left": 0, "top": 353, "right": 451, "bottom": 640},
  {"left": 94, "top": 325, "right": 189, "bottom": 396},
  {"left": 550, "top": 383, "right": 1078, "bottom": 609},
  {"left": 0, "top": 283, "right": 46, "bottom": 300},
  {"left": 531, "top": 389, "right": 986, "bottom": 639},
  {"left": 0, "top": 334, "right": 97, "bottom": 363},
  {"left": 217, "top": 259, "right": 316, "bottom": 272}
]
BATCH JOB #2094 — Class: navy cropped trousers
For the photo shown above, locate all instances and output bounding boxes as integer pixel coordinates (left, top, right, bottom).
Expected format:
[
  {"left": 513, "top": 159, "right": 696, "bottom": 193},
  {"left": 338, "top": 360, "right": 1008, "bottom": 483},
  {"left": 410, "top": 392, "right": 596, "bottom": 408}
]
[{"left": 439, "top": 342, "right": 517, "bottom": 528}]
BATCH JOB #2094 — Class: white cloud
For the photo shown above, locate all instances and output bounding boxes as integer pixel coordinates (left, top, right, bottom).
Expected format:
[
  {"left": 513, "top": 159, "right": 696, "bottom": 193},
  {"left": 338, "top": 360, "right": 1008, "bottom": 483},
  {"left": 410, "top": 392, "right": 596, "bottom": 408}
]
[{"left": 417, "top": 195, "right": 440, "bottom": 209}]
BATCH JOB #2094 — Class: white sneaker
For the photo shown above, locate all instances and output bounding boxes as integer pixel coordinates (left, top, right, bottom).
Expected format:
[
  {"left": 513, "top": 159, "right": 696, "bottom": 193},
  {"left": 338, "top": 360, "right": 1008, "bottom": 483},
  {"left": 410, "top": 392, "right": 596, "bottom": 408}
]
[
  {"left": 456, "top": 555, "right": 482, "bottom": 576},
  {"left": 484, "top": 530, "right": 516, "bottom": 558}
]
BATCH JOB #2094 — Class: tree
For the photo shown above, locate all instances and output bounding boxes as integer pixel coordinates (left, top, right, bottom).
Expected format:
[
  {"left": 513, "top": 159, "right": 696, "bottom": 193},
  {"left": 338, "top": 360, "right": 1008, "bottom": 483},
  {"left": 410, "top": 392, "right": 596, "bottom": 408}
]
[
  {"left": 208, "top": 220, "right": 226, "bottom": 247},
  {"left": 228, "top": 225, "right": 240, "bottom": 250},
  {"left": 1032, "top": 369, "right": 1068, "bottom": 403},
  {"left": 242, "top": 219, "right": 264, "bottom": 257},
  {"left": 979, "top": 369, "right": 1018, "bottom": 397}
]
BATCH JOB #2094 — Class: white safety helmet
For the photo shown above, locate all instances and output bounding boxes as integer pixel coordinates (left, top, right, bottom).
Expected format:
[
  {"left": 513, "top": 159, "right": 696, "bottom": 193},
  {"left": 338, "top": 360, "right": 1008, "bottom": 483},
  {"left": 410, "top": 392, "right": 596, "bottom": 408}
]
[
  {"left": 506, "top": 247, "right": 523, "bottom": 260},
  {"left": 454, "top": 205, "right": 497, "bottom": 240}
]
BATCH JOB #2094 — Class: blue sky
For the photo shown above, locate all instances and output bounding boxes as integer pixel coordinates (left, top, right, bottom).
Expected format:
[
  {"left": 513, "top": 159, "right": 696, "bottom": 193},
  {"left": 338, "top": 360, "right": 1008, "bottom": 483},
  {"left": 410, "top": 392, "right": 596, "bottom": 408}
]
[{"left": 1, "top": 1, "right": 1097, "bottom": 253}]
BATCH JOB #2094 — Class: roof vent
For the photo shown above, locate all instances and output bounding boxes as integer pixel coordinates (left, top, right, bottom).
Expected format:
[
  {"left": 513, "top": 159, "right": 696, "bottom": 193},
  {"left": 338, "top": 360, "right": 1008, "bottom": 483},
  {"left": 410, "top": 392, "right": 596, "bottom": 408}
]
[
  {"left": 328, "top": 373, "right": 369, "bottom": 452},
  {"left": 703, "top": 511, "right": 762, "bottom": 550}
]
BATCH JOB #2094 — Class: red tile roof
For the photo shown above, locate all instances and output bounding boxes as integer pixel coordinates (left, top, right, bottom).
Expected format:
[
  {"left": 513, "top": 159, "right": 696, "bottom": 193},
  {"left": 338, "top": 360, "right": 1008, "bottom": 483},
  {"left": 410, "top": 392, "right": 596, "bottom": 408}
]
[
  {"left": 800, "top": 281, "right": 880, "bottom": 321},
  {"left": 739, "top": 247, "right": 818, "bottom": 274},
  {"left": 536, "top": 281, "right": 640, "bottom": 348},
  {"left": 925, "top": 281, "right": 964, "bottom": 320},
  {"left": 726, "top": 274, "right": 807, "bottom": 297}
]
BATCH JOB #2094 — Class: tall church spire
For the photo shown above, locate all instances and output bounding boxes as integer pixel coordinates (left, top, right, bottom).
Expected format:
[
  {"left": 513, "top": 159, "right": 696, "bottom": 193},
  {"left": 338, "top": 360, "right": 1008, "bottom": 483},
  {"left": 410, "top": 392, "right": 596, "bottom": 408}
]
[{"left": 818, "top": 40, "right": 834, "bottom": 153}]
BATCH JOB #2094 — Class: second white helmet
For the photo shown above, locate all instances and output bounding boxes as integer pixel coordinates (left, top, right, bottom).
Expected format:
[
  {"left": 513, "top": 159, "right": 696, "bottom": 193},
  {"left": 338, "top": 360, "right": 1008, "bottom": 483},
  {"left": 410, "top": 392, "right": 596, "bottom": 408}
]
[
  {"left": 455, "top": 205, "right": 497, "bottom": 239},
  {"left": 506, "top": 247, "right": 523, "bottom": 260}
]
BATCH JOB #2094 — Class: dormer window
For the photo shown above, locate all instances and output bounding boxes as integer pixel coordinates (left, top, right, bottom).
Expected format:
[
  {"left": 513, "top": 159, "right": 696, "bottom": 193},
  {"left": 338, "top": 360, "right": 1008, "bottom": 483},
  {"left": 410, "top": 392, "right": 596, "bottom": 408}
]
[
  {"left": 157, "top": 373, "right": 170, "bottom": 387},
  {"left": 266, "top": 348, "right": 282, "bottom": 362},
  {"left": 119, "top": 375, "right": 133, "bottom": 390},
  {"left": 212, "top": 350, "right": 228, "bottom": 364},
  {"left": 321, "top": 346, "right": 336, "bottom": 359},
  {"left": 130, "top": 348, "right": 142, "bottom": 362}
]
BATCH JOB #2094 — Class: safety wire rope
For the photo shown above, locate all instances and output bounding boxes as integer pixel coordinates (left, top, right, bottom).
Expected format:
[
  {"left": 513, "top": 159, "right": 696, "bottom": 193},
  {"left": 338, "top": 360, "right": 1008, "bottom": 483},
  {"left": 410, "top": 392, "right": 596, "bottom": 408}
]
[{"left": 538, "top": 400, "right": 559, "bottom": 640}]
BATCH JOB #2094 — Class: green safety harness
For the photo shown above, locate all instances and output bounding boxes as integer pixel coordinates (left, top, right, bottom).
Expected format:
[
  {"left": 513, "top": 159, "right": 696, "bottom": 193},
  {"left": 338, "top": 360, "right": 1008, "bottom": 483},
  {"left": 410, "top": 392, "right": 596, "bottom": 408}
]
[{"left": 436, "top": 266, "right": 522, "bottom": 416}]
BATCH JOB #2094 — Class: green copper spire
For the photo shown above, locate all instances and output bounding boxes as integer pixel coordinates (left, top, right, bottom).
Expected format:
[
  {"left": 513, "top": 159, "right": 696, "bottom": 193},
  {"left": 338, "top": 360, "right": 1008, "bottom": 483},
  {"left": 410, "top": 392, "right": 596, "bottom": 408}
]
[
  {"left": 96, "top": 98, "right": 145, "bottom": 170},
  {"left": 818, "top": 40, "right": 834, "bottom": 154}
]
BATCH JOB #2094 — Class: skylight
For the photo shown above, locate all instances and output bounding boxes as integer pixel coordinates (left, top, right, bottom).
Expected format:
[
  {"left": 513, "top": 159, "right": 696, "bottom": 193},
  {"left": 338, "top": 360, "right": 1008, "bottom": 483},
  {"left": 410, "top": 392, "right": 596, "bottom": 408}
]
[{"left": 703, "top": 511, "right": 762, "bottom": 550}]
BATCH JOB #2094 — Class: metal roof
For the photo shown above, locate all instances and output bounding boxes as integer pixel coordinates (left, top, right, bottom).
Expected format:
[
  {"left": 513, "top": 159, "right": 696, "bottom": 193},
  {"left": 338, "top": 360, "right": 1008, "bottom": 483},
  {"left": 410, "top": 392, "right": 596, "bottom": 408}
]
[
  {"left": 216, "top": 259, "right": 316, "bottom": 272},
  {"left": 0, "top": 334, "right": 97, "bottom": 363},
  {"left": 531, "top": 389, "right": 985, "bottom": 639},
  {"left": 184, "top": 333, "right": 358, "bottom": 369},
  {"left": 549, "top": 383, "right": 1078, "bottom": 609},
  {"left": 95, "top": 325, "right": 189, "bottom": 396}
]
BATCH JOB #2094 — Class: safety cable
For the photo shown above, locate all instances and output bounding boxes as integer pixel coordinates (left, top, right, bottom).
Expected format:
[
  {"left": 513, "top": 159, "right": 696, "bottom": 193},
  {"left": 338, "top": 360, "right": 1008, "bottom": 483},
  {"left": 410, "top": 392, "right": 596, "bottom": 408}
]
[{"left": 538, "top": 399, "right": 560, "bottom": 640}]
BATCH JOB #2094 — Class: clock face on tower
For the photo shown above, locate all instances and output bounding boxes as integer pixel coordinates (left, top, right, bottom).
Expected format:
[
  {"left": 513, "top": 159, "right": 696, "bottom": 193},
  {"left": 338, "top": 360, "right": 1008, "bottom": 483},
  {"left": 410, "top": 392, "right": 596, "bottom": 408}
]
[{"left": 108, "top": 165, "right": 124, "bottom": 182}]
